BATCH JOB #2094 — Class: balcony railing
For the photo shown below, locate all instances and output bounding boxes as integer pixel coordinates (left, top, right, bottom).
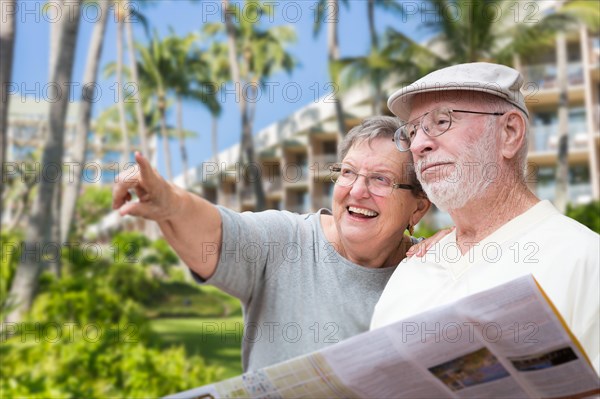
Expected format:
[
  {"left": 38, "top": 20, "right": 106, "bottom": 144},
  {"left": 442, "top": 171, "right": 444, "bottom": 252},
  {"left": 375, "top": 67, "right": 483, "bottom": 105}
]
[
  {"left": 263, "top": 177, "right": 282, "bottom": 193},
  {"left": 521, "top": 62, "right": 584, "bottom": 90},
  {"left": 592, "top": 36, "right": 600, "bottom": 56},
  {"left": 282, "top": 163, "right": 309, "bottom": 183},
  {"left": 239, "top": 178, "right": 284, "bottom": 203},
  {"left": 537, "top": 183, "right": 592, "bottom": 204},
  {"left": 312, "top": 154, "right": 338, "bottom": 170},
  {"left": 531, "top": 120, "right": 589, "bottom": 152}
]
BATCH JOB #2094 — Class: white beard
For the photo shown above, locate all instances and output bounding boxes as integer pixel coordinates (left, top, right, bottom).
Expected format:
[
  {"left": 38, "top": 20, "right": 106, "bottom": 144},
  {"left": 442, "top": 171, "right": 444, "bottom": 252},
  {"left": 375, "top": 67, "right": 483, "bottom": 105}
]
[{"left": 417, "top": 121, "right": 499, "bottom": 212}]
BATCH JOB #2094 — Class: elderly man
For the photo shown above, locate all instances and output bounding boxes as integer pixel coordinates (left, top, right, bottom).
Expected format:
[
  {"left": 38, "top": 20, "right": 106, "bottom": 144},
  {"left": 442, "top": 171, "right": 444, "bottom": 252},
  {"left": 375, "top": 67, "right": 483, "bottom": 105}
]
[{"left": 370, "top": 62, "right": 599, "bottom": 373}]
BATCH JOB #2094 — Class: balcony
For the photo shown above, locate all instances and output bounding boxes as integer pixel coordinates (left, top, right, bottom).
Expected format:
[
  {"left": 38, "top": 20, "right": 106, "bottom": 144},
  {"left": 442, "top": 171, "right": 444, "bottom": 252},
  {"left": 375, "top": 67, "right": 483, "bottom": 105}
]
[
  {"left": 240, "top": 178, "right": 283, "bottom": 203},
  {"left": 282, "top": 163, "right": 309, "bottom": 185},
  {"left": 521, "top": 62, "right": 584, "bottom": 90},
  {"left": 312, "top": 154, "right": 338, "bottom": 169},
  {"left": 536, "top": 183, "right": 592, "bottom": 204},
  {"left": 263, "top": 177, "right": 283, "bottom": 194},
  {"left": 531, "top": 120, "right": 589, "bottom": 152},
  {"left": 592, "top": 36, "right": 600, "bottom": 63},
  {"left": 311, "top": 154, "right": 338, "bottom": 180}
]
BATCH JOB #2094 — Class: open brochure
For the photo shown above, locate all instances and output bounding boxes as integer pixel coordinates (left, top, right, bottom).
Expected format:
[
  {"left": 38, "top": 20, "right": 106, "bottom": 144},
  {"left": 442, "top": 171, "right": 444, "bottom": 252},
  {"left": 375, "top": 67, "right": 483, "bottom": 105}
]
[{"left": 167, "top": 275, "right": 599, "bottom": 399}]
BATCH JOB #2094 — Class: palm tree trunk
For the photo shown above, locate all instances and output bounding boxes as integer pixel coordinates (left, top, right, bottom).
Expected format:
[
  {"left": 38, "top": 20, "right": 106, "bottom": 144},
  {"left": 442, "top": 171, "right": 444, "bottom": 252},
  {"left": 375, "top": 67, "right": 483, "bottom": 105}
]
[
  {"left": 0, "top": 0, "right": 17, "bottom": 226},
  {"left": 555, "top": 32, "right": 569, "bottom": 213},
  {"left": 211, "top": 116, "right": 218, "bottom": 164},
  {"left": 6, "top": 0, "right": 81, "bottom": 323},
  {"left": 48, "top": 0, "right": 65, "bottom": 80},
  {"left": 245, "top": 84, "right": 265, "bottom": 210},
  {"left": 123, "top": 1, "right": 150, "bottom": 158},
  {"left": 176, "top": 95, "right": 189, "bottom": 188},
  {"left": 159, "top": 101, "right": 173, "bottom": 181},
  {"left": 47, "top": 0, "right": 66, "bottom": 277},
  {"left": 49, "top": 181, "right": 62, "bottom": 277},
  {"left": 367, "top": 0, "right": 382, "bottom": 115},
  {"left": 367, "top": 0, "right": 377, "bottom": 49},
  {"left": 327, "top": 0, "right": 347, "bottom": 137},
  {"left": 222, "top": 0, "right": 266, "bottom": 210},
  {"left": 6, "top": 175, "right": 36, "bottom": 232},
  {"left": 61, "top": 0, "right": 110, "bottom": 242},
  {"left": 117, "top": 16, "right": 132, "bottom": 165}
]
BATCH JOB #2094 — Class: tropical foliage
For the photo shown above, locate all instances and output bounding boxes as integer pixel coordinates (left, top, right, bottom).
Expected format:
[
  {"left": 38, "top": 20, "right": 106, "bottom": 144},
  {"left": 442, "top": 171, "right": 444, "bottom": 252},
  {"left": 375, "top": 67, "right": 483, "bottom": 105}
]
[
  {"left": 1, "top": 231, "right": 223, "bottom": 397},
  {"left": 566, "top": 201, "right": 600, "bottom": 233},
  {"left": 3, "top": 0, "right": 598, "bottom": 395}
]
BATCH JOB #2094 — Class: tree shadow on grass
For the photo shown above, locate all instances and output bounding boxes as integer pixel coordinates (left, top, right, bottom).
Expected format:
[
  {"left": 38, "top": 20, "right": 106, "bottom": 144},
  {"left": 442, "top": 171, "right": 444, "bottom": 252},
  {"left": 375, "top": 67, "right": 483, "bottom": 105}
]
[{"left": 149, "top": 317, "right": 243, "bottom": 379}]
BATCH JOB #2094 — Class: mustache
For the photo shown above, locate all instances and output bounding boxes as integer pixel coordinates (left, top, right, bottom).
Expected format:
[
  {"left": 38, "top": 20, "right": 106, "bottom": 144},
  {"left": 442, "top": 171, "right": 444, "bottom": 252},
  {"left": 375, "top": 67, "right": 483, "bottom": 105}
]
[{"left": 416, "top": 157, "right": 455, "bottom": 173}]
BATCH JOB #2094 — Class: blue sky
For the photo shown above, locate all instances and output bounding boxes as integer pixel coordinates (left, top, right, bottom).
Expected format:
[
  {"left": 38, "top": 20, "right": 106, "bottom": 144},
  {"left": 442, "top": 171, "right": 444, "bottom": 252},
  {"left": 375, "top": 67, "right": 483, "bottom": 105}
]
[{"left": 12, "top": 0, "right": 426, "bottom": 176}]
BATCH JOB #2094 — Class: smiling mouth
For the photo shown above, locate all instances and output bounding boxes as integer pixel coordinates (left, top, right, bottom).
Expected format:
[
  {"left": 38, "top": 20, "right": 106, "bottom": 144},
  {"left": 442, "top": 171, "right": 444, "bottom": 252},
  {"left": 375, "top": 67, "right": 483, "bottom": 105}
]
[{"left": 347, "top": 206, "right": 379, "bottom": 218}]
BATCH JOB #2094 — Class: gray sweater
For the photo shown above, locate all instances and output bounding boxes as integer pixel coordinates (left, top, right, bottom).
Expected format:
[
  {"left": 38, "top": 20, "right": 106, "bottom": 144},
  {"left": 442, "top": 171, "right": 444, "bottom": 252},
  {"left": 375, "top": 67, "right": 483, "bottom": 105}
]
[{"left": 196, "top": 207, "right": 397, "bottom": 371}]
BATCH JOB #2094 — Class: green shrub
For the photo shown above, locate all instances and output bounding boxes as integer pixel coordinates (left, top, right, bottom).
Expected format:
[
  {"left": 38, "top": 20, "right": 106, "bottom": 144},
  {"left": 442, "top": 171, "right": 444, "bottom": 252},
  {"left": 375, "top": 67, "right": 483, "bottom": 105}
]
[
  {"left": 106, "top": 262, "right": 160, "bottom": 304},
  {"left": 111, "top": 232, "right": 151, "bottom": 264},
  {"left": 75, "top": 186, "right": 113, "bottom": 226},
  {"left": 413, "top": 222, "right": 439, "bottom": 239},
  {"left": 566, "top": 201, "right": 600, "bottom": 233},
  {"left": 1, "top": 329, "right": 221, "bottom": 398},
  {"left": 1, "top": 229, "right": 23, "bottom": 316},
  {"left": 144, "top": 238, "right": 179, "bottom": 270},
  {"left": 1, "top": 231, "right": 223, "bottom": 397}
]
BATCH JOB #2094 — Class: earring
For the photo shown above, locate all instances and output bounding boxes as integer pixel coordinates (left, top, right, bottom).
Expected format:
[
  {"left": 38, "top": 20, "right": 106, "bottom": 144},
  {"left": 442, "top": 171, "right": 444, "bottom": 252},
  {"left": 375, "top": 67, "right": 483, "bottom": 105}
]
[{"left": 407, "top": 224, "right": 414, "bottom": 236}]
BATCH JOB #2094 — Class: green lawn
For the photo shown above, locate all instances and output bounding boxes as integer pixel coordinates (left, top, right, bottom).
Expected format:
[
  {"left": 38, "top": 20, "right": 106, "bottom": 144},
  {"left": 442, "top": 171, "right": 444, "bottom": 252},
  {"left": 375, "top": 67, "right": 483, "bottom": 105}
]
[
  {"left": 149, "top": 317, "right": 243, "bottom": 380},
  {"left": 146, "top": 282, "right": 243, "bottom": 319},
  {"left": 147, "top": 283, "right": 244, "bottom": 380}
]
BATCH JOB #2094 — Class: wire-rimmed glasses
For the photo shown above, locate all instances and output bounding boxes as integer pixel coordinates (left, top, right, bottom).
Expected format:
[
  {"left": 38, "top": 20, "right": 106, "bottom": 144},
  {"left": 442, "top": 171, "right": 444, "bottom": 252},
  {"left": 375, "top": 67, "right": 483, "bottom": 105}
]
[{"left": 393, "top": 107, "right": 505, "bottom": 152}]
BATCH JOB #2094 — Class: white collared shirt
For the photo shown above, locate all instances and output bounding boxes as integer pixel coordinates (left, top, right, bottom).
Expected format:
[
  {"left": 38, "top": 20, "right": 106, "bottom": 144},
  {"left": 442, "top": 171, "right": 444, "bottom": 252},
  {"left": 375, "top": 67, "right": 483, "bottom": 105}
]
[{"left": 371, "top": 201, "right": 600, "bottom": 373}]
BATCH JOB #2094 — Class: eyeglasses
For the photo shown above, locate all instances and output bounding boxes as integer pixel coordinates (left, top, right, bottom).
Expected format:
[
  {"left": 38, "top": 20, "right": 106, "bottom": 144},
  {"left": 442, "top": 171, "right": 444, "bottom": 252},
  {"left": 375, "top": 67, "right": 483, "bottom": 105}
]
[
  {"left": 330, "top": 163, "right": 414, "bottom": 197},
  {"left": 393, "top": 107, "right": 505, "bottom": 152}
]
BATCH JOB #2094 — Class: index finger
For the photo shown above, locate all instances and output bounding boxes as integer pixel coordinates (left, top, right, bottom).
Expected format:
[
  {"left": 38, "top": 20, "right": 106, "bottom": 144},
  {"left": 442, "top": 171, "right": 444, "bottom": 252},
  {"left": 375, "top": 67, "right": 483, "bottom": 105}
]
[{"left": 134, "top": 151, "right": 157, "bottom": 182}]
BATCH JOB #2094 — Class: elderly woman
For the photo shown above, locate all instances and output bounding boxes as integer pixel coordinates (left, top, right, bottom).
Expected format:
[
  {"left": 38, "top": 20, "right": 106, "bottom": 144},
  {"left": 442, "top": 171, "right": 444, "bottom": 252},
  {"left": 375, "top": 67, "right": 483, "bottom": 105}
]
[{"left": 112, "top": 116, "right": 431, "bottom": 371}]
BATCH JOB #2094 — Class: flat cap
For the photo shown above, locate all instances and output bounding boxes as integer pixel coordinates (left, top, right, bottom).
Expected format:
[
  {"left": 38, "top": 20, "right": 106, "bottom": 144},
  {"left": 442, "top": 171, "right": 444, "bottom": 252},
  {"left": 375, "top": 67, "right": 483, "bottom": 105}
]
[{"left": 388, "top": 62, "right": 529, "bottom": 121}]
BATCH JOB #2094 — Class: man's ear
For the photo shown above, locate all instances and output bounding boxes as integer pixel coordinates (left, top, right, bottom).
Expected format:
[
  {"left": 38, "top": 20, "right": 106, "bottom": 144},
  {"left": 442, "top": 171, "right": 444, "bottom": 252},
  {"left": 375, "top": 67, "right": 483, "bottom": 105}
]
[
  {"left": 411, "top": 198, "right": 431, "bottom": 227},
  {"left": 500, "top": 110, "right": 527, "bottom": 160}
]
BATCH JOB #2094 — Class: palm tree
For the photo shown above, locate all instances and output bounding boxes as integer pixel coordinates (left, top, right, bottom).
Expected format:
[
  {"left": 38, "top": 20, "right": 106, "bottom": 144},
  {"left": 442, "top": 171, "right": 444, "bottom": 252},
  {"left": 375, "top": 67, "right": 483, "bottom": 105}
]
[
  {"left": 202, "top": 41, "right": 229, "bottom": 164},
  {"left": 415, "top": 0, "right": 599, "bottom": 65},
  {"left": 313, "top": 0, "right": 348, "bottom": 137},
  {"left": 115, "top": 4, "right": 132, "bottom": 165},
  {"left": 6, "top": 0, "right": 82, "bottom": 323},
  {"left": 170, "top": 34, "right": 195, "bottom": 188},
  {"left": 336, "top": 28, "right": 435, "bottom": 116},
  {"left": 61, "top": 0, "right": 111, "bottom": 242},
  {"left": 365, "top": 0, "right": 404, "bottom": 114},
  {"left": 0, "top": 0, "right": 17, "bottom": 226},
  {"left": 164, "top": 32, "right": 221, "bottom": 188},
  {"left": 217, "top": 0, "right": 296, "bottom": 210},
  {"left": 417, "top": 0, "right": 600, "bottom": 211},
  {"left": 94, "top": 101, "right": 190, "bottom": 164},
  {"left": 135, "top": 31, "right": 176, "bottom": 181},
  {"left": 114, "top": 0, "right": 150, "bottom": 158}
]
